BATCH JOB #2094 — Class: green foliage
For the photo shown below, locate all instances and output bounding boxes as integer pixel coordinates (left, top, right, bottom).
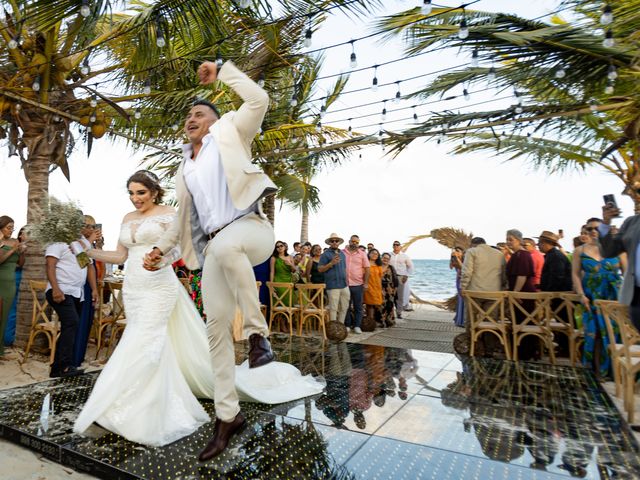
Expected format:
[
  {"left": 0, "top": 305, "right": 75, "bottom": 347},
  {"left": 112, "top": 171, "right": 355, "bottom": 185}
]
[{"left": 29, "top": 196, "right": 84, "bottom": 246}]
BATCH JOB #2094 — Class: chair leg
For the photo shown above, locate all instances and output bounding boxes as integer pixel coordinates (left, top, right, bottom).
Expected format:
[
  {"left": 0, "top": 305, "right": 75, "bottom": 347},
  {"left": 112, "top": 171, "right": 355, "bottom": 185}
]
[
  {"left": 48, "top": 332, "right": 56, "bottom": 365},
  {"left": 470, "top": 330, "right": 476, "bottom": 357},
  {"left": 502, "top": 331, "right": 512, "bottom": 361},
  {"left": 22, "top": 333, "right": 35, "bottom": 364},
  {"left": 512, "top": 333, "right": 519, "bottom": 362}
]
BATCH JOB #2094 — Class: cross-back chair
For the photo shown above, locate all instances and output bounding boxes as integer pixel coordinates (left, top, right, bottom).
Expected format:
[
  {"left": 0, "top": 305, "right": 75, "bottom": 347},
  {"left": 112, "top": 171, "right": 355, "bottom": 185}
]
[
  {"left": 508, "top": 291, "right": 556, "bottom": 364},
  {"left": 463, "top": 291, "right": 511, "bottom": 360},
  {"left": 296, "top": 283, "right": 327, "bottom": 338},
  {"left": 22, "top": 280, "right": 60, "bottom": 364},
  {"left": 266, "top": 281, "right": 299, "bottom": 335}
]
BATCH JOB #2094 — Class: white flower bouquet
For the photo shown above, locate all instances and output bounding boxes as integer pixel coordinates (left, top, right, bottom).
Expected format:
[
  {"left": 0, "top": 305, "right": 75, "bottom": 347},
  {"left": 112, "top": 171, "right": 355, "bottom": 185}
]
[{"left": 30, "top": 197, "right": 90, "bottom": 268}]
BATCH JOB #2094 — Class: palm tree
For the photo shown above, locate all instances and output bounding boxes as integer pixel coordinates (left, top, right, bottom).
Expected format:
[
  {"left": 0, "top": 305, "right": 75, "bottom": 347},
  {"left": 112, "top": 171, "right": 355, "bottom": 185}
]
[
  {"left": 1, "top": 0, "right": 383, "bottom": 346},
  {"left": 374, "top": 1, "right": 640, "bottom": 208}
]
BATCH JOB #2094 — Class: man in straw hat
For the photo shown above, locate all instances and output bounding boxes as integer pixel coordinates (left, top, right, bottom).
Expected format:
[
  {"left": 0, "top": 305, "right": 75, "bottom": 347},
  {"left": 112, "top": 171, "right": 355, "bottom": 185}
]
[
  {"left": 537, "top": 230, "right": 572, "bottom": 292},
  {"left": 318, "top": 233, "right": 350, "bottom": 328}
]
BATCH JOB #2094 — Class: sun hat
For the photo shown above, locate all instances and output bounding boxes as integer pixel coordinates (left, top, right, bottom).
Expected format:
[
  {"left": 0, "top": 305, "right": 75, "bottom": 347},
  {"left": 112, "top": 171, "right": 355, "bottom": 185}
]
[
  {"left": 325, "top": 233, "right": 344, "bottom": 245},
  {"left": 535, "top": 230, "right": 561, "bottom": 246}
]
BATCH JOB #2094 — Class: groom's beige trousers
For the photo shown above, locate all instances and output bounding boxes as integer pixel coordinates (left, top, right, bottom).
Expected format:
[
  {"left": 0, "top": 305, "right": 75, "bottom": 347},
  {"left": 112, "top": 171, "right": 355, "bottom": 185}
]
[{"left": 201, "top": 212, "right": 274, "bottom": 421}]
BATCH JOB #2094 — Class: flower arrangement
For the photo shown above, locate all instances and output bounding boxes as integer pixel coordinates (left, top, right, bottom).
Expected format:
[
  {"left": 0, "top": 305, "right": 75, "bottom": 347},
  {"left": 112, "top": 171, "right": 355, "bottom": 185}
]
[{"left": 30, "top": 197, "right": 90, "bottom": 268}]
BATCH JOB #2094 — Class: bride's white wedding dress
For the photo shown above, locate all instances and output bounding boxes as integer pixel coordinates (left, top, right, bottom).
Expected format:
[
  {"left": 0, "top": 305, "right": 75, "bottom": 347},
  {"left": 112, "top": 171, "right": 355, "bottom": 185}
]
[{"left": 73, "top": 214, "right": 323, "bottom": 446}]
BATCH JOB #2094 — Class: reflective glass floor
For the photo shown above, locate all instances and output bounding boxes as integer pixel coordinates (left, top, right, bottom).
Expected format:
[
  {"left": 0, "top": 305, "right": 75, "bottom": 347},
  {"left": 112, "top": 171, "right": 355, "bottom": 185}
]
[{"left": 1, "top": 334, "right": 639, "bottom": 479}]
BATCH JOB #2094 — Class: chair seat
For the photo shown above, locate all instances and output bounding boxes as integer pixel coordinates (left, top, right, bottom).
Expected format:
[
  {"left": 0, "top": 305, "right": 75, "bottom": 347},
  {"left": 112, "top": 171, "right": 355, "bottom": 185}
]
[
  {"left": 115, "top": 319, "right": 127, "bottom": 326},
  {"left": 476, "top": 321, "right": 509, "bottom": 330},
  {"left": 611, "top": 344, "right": 640, "bottom": 355},
  {"left": 34, "top": 321, "right": 58, "bottom": 332},
  {"left": 549, "top": 321, "right": 570, "bottom": 330},
  {"left": 514, "top": 325, "right": 552, "bottom": 334}
]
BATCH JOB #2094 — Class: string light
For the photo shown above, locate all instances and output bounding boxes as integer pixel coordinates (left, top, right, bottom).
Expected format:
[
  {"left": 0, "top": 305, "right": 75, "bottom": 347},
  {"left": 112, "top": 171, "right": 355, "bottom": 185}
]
[
  {"left": 290, "top": 92, "right": 298, "bottom": 107},
  {"left": 605, "top": 80, "right": 614, "bottom": 94},
  {"left": 156, "top": 18, "right": 166, "bottom": 48},
  {"left": 471, "top": 48, "right": 479, "bottom": 67},
  {"left": 413, "top": 106, "right": 418, "bottom": 121},
  {"left": 603, "top": 29, "right": 614, "bottom": 48},
  {"left": 257, "top": 73, "right": 265, "bottom": 88},
  {"left": 463, "top": 88, "right": 470, "bottom": 101},
  {"left": 319, "top": 104, "right": 326, "bottom": 118},
  {"left": 89, "top": 95, "right": 97, "bottom": 108},
  {"left": 316, "top": 122, "right": 322, "bottom": 133},
  {"left": 589, "top": 100, "right": 598, "bottom": 112},
  {"left": 349, "top": 41, "right": 357, "bottom": 68},
  {"left": 487, "top": 66, "right": 496, "bottom": 82},
  {"left": 134, "top": 108, "right": 141, "bottom": 120},
  {"left": 8, "top": 37, "right": 18, "bottom": 49},
  {"left": 381, "top": 100, "right": 387, "bottom": 121},
  {"left": 348, "top": 118, "right": 353, "bottom": 136},
  {"left": 607, "top": 64, "right": 618, "bottom": 80},
  {"left": 515, "top": 105, "right": 523, "bottom": 114},
  {"left": 372, "top": 65, "right": 378, "bottom": 92},
  {"left": 304, "top": 28, "right": 313, "bottom": 48},
  {"left": 421, "top": 0, "right": 433, "bottom": 15},
  {"left": 554, "top": 67, "right": 566, "bottom": 79},
  {"left": 80, "top": 58, "right": 90, "bottom": 75},
  {"left": 601, "top": 4, "right": 613, "bottom": 25},
  {"left": 394, "top": 81, "right": 401, "bottom": 103},
  {"left": 378, "top": 123, "right": 383, "bottom": 137},
  {"left": 237, "top": 0, "right": 251, "bottom": 8},
  {"left": 143, "top": 79, "right": 151, "bottom": 95},
  {"left": 172, "top": 123, "right": 179, "bottom": 131},
  {"left": 458, "top": 18, "right": 469, "bottom": 40},
  {"left": 32, "top": 75, "right": 41, "bottom": 92},
  {"left": 80, "top": 0, "right": 91, "bottom": 18}
]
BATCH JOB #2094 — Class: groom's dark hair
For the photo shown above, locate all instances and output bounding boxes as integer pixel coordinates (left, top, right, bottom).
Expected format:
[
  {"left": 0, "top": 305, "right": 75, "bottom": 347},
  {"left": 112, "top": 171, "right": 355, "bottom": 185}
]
[{"left": 192, "top": 99, "right": 221, "bottom": 119}]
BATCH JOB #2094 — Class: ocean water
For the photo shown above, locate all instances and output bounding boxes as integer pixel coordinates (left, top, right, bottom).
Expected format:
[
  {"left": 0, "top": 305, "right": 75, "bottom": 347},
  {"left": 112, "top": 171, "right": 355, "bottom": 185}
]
[{"left": 410, "top": 259, "right": 458, "bottom": 301}]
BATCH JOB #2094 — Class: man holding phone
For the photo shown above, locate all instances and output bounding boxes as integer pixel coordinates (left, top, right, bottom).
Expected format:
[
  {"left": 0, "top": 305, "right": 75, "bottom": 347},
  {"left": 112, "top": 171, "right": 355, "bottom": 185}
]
[{"left": 599, "top": 194, "right": 640, "bottom": 330}]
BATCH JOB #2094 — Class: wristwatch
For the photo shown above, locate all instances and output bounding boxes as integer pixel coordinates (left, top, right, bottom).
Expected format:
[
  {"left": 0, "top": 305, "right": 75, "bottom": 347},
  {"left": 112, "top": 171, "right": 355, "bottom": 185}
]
[{"left": 215, "top": 57, "right": 224, "bottom": 71}]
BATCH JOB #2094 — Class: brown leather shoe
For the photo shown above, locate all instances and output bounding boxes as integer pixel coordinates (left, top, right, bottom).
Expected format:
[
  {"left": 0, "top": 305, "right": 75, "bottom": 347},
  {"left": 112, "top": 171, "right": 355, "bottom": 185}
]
[
  {"left": 198, "top": 412, "right": 246, "bottom": 462},
  {"left": 248, "top": 333, "right": 275, "bottom": 368}
]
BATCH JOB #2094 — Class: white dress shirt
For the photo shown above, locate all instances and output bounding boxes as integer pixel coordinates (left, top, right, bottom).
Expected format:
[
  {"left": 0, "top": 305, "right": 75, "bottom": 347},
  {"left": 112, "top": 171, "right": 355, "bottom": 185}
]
[
  {"left": 182, "top": 135, "right": 253, "bottom": 234},
  {"left": 390, "top": 251, "right": 414, "bottom": 276},
  {"left": 45, "top": 241, "right": 89, "bottom": 300}
]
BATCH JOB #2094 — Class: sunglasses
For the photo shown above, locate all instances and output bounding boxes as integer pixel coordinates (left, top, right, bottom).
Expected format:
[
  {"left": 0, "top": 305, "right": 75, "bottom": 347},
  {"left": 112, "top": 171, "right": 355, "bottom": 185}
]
[
  {"left": 276, "top": 244, "right": 285, "bottom": 248},
  {"left": 393, "top": 243, "right": 401, "bottom": 247},
  {"left": 585, "top": 227, "right": 598, "bottom": 232},
  {"left": 329, "top": 239, "right": 341, "bottom": 243}
]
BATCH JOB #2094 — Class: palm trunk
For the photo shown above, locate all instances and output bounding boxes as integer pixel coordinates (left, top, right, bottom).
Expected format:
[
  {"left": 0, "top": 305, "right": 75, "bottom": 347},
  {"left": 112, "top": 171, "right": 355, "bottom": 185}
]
[
  {"left": 263, "top": 194, "right": 275, "bottom": 226},
  {"left": 15, "top": 149, "right": 52, "bottom": 346},
  {"left": 300, "top": 203, "right": 309, "bottom": 244}
]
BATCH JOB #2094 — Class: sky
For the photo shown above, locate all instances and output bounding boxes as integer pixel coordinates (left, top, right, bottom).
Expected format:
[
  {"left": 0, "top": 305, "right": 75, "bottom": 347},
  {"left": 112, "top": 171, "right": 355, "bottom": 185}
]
[{"left": 1, "top": 0, "right": 631, "bottom": 259}]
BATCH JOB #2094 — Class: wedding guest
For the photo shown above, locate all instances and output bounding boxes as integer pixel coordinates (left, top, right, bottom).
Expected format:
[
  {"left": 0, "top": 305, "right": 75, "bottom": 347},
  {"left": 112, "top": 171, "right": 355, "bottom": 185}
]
[
  {"left": 293, "top": 242, "right": 301, "bottom": 254},
  {"left": 390, "top": 241, "right": 414, "bottom": 318},
  {"left": 461, "top": 237, "right": 506, "bottom": 292},
  {"left": 363, "top": 249, "right": 383, "bottom": 328},
  {"left": 367, "top": 243, "right": 374, "bottom": 253},
  {"left": 0, "top": 216, "right": 26, "bottom": 354},
  {"left": 380, "top": 252, "right": 399, "bottom": 327},
  {"left": 269, "top": 241, "right": 296, "bottom": 306},
  {"left": 538, "top": 231, "right": 572, "bottom": 292},
  {"left": 506, "top": 229, "right": 537, "bottom": 359},
  {"left": 572, "top": 217, "right": 625, "bottom": 376},
  {"left": 496, "top": 242, "right": 512, "bottom": 263},
  {"left": 45, "top": 225, "right": 98, "bottom": 377},
  {"left": 305, "top": 244, "right": 325, "bottom": 284},
  {"left": 4, "top": 225, "right": 26, "bottom": 347},
  {"left": 450, "top": 246, "right": 465, "bottom": 327},
  {"left": 523, "top": 238, "right": 544, "bottom": 290},
  {"left": 318, "top": 233, "right": 350, "bottom": 327},
  {"left": 343, "top": 234, "right": 370, "bottom": 334},
  {"left": 72, "top": 216, "right": 99, "bottom": 367}
]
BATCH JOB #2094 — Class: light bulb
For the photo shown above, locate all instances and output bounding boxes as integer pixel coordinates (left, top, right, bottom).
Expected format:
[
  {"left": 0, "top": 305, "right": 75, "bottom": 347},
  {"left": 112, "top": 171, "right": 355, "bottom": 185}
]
[
  {"left": 89, "top": 96, "right": 97, "bottom": 108},
  {"left": 89, "top": 114, "right": 96, "bottom": 123},
  {"left": 80, "top": 0, "right": 90, "bottom": 17},
  {"left": 80, "top": 61, "right": 90, "bottom": 75},
  {"left": 515, "top": 106, "right": 523, "bottom": 114},
  {"left": 458, "top": 19, "right": 469, "bottom": 40},
  {"left": 304, "top": 29, "right": 312, "bottom": 48},
  {"left": 413, "top": 112, "right": 418, "bottom": 121},
  {"left": 14, "top": 103, "right": 21, "bottom": 112},
  {"left": 394, "top": 90, "right": 401, "bottom": 103},
  {"left": 290, "top": 97, "right": 297, "bottom": 107},
  {"left": 603, "top": 30, "right": 614, "bottom": 48},
  {"left": 608, "top": 64, "right": 618, "bottom": 80},
  {"left": 53, "top": 115, "right": 61, "bottom": 122},
  {"left": 259, "top": 133, "right": 264, "bottom": 140},
  {"left": 463, "top": 88, "right": 470, "bottom": 101},
  {"left": 372, "top": 77, "right": 378, "bottom": 91},
  {"left": 320, "top": 105, "right": 326, "bottom": 118},
  {"left": 605, "top": 83, "right": 614, "bottom": 94},
  {"left": 510, "top": 119, "right": 517, "bottom": 127},
  {"left": 381, "top": 108, "right": 387, "bottom": 121},
  {"left": 316, "top": 122, "right": 322, "bottom": 133},
  {"left": 172, "top": 123, "right": 179, "bottom": 131},
  {"left": 8, "top": 38, "right": 18, "bottom": 49},
  {"left": 237, "top": 0, "right": 251, "bottom": 7},
  {"left": 257, "top": 75, "right": 265, "bottom": 88},
  {"left": 421, "top": 0, "right": 432, "bottom": 15},
  {"left": 590, "top": 102, "right": 598, "bottom": 112},
  {"left": 487, "top": 66, "right": 496, "bottom": 82},
  {"left": 348, "top": 125, "right": 353, "bottom": 136},
  {"left": 349, "top": 52, "right": 357, "bottom": 69},
  {"left": 601, "top": 5, "right": 613, "bottom": 25},
  {"left": 143, "top": 82, "right": 151, "bottom": 95},
  {"left": 32, "top": 76, "right": 41, "bottom": 92},
  {"left": 156, "top": 35, "right": 166, "bottom": 48},
  {"left": 471, "top": 49, "right": 479, "bottom": 67},
  {"left": 134, "top": 108, "right": 141, "bottom": 119},
  {"left": 438, "top": 133, "right": 445, "bottom": 143},
  {"left": 555, "top": 67, "right": 566, "bottom": 79}
]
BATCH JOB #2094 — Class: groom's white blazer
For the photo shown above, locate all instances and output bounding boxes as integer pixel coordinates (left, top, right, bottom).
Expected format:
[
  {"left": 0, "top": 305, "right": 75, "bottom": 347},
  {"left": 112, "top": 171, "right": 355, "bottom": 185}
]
[{"left": 157, "top": 61, "right": 276, "bottom": 270}]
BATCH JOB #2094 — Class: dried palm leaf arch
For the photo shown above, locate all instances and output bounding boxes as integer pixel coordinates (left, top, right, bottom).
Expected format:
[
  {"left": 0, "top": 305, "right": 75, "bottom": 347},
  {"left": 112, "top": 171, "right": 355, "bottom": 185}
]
[{"left": 401, "top": 227, "right": 472, "bottom": 312}]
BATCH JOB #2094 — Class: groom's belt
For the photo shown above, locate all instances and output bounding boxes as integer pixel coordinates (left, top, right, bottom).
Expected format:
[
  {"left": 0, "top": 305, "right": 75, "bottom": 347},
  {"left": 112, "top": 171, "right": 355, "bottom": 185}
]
[{"left": 207, "top": 223, "right": 230, "bottom": 241}]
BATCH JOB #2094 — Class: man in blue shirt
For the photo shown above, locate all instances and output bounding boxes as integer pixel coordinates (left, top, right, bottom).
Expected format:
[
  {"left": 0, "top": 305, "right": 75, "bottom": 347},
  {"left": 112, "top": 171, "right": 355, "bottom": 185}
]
[{"left": 318, "top": 233, "right": 350, "bottom": 327}]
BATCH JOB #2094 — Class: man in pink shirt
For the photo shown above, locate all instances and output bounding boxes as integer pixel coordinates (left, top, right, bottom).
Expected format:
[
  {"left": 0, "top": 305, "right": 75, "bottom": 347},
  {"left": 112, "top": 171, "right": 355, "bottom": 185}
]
[
  {"left": 523, "top": 237, "right": 544, "bottom": 290},
  {"left": 343, "top": 234, "right": 370, "bottom": 334}
]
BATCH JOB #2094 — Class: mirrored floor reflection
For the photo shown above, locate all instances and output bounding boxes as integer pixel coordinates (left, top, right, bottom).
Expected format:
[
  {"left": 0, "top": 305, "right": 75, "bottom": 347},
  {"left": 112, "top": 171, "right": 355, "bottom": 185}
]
[{"left": 1, "top": 335, "right": 638, "bottom": 479}]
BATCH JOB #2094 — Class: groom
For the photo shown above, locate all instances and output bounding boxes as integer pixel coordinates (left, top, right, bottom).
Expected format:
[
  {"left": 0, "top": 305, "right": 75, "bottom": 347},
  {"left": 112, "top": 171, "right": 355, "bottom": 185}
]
[{"left": 145, "top": 59, "right": 277, "bottom": 460}]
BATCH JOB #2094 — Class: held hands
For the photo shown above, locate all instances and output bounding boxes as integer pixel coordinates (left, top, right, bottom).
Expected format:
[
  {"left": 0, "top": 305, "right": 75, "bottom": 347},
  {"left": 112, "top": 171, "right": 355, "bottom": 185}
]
[
  {"left": 602, "top": 203, "right": 621, "bottom": 225},
  {"left": 197, "top": 61, "right": 219, "bottom": 85},
  {"left": 143, "top": 248, "right": 163, "bottom": 271}
]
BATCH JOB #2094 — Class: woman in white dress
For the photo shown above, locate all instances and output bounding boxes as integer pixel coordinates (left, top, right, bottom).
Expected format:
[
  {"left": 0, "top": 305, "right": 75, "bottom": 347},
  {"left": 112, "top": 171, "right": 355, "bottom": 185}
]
[{"left": 74, "top": 170, "right": 323, "bottom": 447}]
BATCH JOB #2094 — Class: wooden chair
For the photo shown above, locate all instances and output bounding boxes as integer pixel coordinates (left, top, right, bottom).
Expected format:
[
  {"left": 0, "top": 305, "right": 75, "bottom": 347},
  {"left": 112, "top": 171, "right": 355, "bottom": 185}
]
[
  {"left": 266, "top": 281, "right": 299, "bottom": 335},
  {"left": 551, "top": 293, "right": 585, "bottom": 366},
  {"left": 596, "top": 300, "right": 640, "bottom": 399},
  {"left": 613, "top": 303, "right": 640, "bottom": 423},
  {"left": 508, "top": 291, "right": 556, "bottom": 364},
  {"left": 256, "top": 281, "right": 267, "bottom": 319},
  {"left": 462, "top": 291, "right": 511, "bottom": 360},
  {"left": 23, "top": 280, "right": 60, "bottom": 364},
  {"left": 296, "top": 283, "right": 327, "bottom": 338},
  {"left": 95, "top": 281, "right": 126, "bottom": 359}
]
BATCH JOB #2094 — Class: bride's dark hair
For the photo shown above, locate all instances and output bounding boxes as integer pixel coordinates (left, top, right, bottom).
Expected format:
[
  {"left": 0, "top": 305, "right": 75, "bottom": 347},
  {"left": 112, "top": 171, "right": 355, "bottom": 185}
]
[{"left": 127, "top": 170, "right": 165, "bottom": 204}]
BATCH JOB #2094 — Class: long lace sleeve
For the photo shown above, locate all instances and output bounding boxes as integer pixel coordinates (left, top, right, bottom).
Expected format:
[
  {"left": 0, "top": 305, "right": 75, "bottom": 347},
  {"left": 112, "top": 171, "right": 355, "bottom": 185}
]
[
  {"left": 156, "top": 216, "right": 182, "bottom": 268},
  {"left": 87, "top": 242, "right": 128, "bottom": 264}
]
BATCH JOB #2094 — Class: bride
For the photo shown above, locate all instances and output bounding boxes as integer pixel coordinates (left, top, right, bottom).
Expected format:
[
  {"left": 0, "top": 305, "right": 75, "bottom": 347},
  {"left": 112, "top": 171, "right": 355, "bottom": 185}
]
[{"left": 73, "top": 170, "right": 323, "bottom": 447}]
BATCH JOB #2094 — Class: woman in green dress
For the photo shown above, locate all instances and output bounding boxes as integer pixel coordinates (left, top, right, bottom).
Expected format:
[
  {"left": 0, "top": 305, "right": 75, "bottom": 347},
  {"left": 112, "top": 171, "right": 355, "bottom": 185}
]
[
  {"left": 0, "top": 216, "right": 25, "bottom": 356},
  {"left": 269, "top": 241, "right": 296, "bottom": 306}
]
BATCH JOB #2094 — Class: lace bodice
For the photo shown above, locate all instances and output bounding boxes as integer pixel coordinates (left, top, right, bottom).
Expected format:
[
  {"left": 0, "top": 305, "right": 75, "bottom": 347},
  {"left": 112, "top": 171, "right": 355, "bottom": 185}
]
[{"left": 120, "top": 213, "right": 176, "bottom": 249}]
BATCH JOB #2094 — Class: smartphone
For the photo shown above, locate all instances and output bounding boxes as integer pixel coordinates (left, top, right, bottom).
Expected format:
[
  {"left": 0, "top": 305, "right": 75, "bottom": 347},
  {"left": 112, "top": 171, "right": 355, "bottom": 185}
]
[
  {"left": 603, "top": 194, "right": 622, "bottom": 217},
  {"left": 95, "top": 223, "right": 102, "bottom": 229}
]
